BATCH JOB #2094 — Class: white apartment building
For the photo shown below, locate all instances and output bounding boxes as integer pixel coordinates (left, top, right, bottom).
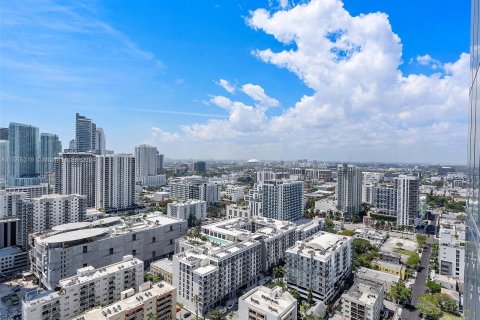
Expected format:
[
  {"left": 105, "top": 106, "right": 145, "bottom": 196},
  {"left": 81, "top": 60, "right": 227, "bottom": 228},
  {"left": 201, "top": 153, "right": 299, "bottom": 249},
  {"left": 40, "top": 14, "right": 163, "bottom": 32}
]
[
  {"left": 134, "top": 144, "right": 163, "bottom": 183},
  {"left": 226, "top": 204, "right": 252, "bottom": 219},
  {"left": 439, "top": 223, "right": 465, "bottom": 280},
  {"left": 342, "top": 278, "right": 384, "bottom": 320},
  {"left": 256, "top": 180, "right": 304, "bottom": 221},
  {"left": 22, "top": 256, "right": 144, "bottom": 320},
  {"left": 5, "top": 183, "right": 48, "bottom": 199},
  {"left": 0, "top": 189, "right": 26, "bottom": 218},
  {"left": 140, "top": 174, "right": 166, "bottom": 187},
  {"left": 167, "top": 199, "right": 206, "bottom": 221},
  {"left": 150, "top": 258, "right": 173, "bottom": 284},
  {"left": 54, "top": 153, "right": 97, "bottom": 207},
  {"left": 286, "top": 232, "right": 352, "bottom": 303},
  {"left": 95, "top": 154, "right": 135, "bottom": 210},
  {"left": 239, "top": 286, "right": 297, "bottom": 320},
  {"left": 170, "top": 178, "right": 221, "bottom": 204},
  {"left": 337, "top": 164, "right": 362, "bottom": 217},
  {"left": 0, "top": 246, "right": 28, "bottom": 276},
  {"left": 226, "top": 185, "right": 245, "bottom": 201},
  {"left": 72, "top": 281, "right": 176, "bottom": 320},
  {"left": 247, "top": 187, "right": 263, "bottom": 217},
  {"left": 30, "top": 213, "right": 187, "bottom": 290},
  {"left": 395, "top": 175, "right": 420, "bottom": 226},
  {"left": 18, "top": 193, "right": 87, "bottom": 248}
]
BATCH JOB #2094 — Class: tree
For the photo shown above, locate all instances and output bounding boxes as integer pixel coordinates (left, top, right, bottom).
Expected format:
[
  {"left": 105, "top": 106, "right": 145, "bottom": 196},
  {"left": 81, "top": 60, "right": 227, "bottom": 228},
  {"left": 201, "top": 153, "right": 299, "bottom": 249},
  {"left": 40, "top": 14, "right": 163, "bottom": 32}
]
[
  {"left": 338, "top": 229, "right": 355, "bottom": 236},
  {"left": 417, "top": 294, "right": 443, "bottom": 319},
  {"left": 416, "top": 234, "right": 427, "bottom": 247},
  {"left": 288, "top": 289, "right": 300, "bottom": 300},
  {"left": 406, "top": 253, "right": 421, "bottom": 270},
  {"left": 300, "top": 301, "right": 311, "bottom": 314},
  {"left": 307, "top": 287, "right": 313, "bottom": 304},
  {"left": 389, "top": 282, "right": 411, "bottom": 305},
  {"left": 272, "top": 265, "right": 285, "bottom": 279},
  {"left": 426, "top": 280, "right": 443, "bottom": 294},
  {"left": 324, "top": 218, "right": 335, "bottom": 233},
  {"left": 442, "top": 299, "right": 458, "bottom": 314},
  {"left": 208, "top": 309, "right": 225, "bottom": 320}
]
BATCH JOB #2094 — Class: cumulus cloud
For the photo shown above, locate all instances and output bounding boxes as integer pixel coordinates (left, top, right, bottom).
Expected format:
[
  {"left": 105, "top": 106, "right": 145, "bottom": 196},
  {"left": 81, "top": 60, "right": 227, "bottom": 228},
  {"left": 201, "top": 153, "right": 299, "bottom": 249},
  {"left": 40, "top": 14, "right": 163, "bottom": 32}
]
[
  {"left": 215, "top": 79, "right": 236, "bottom": 93},
  {"left": 151, "top": 127, "right": 181, "bottom": 142},
  {"left": 151, "top": 0, "right": 468, "bottom": 162},
  {"left": 242, "top": 83, "right": 280, "bottom": 107}
]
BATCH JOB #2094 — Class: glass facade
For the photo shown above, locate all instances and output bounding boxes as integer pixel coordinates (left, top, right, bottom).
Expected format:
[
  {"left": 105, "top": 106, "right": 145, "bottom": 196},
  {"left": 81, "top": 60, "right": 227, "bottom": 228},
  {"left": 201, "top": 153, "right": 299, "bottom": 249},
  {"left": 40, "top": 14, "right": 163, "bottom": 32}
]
[{"left": 466, "top": 0, "right": 480, "bottom": 318}]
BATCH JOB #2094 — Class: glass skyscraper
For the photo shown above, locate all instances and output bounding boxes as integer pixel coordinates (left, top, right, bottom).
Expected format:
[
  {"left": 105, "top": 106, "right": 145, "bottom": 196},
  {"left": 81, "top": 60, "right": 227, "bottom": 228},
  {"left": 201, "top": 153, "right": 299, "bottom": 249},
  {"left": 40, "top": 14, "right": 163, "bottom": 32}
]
[
  {"left": 75, "top": 113, "right": 96, "bottom": 152},
  {"left": 466, "top": 0, "right": 480, "bottom": 318},
  {"left": 7, "top": 122, "right": 40, "bottom": 186}
]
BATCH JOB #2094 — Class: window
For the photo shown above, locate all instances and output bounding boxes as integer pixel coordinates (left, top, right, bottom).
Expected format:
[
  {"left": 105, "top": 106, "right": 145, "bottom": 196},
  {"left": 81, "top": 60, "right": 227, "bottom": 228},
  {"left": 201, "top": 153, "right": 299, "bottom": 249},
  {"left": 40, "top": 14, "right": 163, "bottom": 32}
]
[
  {"left": 83, "top": 263, "right": 87, "bottom": 267},
  {"left": 109, "top": 248, "right": 114, "bottom": 255},
  {"left": 132, "top": 250, "right": 136, "bottom": 256},
  {"left": 152, "top": 236, "right": 156, "bottom": 243},
  {"left": 152, "top": 251, "right": 156, "bottom": 258},
  {"left": 132, "top": 234, "right": 136, "bottom": 241},
  {"left": 83, "top": 246, "right": 87, "bottom": 253}
]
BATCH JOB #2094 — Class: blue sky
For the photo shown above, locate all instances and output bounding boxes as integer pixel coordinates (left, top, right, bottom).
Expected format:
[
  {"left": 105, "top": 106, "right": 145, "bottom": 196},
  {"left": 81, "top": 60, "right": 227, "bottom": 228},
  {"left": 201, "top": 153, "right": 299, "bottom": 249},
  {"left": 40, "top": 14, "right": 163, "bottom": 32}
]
[{"left": 0, "top": 0, "right": 470, "bottom": 163}]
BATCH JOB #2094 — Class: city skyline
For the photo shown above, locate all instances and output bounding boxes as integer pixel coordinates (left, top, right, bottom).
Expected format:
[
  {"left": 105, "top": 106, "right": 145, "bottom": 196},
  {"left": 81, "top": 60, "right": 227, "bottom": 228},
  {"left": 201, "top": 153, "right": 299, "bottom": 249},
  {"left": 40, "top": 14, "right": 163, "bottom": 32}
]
[{"left": 0, "top": 0, "right": 470, "bottom": 162}]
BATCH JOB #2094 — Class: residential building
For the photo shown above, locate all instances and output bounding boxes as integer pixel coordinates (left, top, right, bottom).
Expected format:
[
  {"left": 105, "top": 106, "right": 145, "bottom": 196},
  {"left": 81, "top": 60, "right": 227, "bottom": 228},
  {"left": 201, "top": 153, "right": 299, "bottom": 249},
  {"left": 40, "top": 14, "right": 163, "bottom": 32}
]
[
  {"left": 134, "top": 144, "right": 163, "bottom": 183},
  {"left": 140, "top": 174, "right": 166, "bottom": 187},
  {"left": 95, "top": 154, "right": 136, "bottom": 210},
  {"left": 395, "top": 175, "right": 419, "bottom": 226},
  {"left": 0, "top": 140, "right": 7, "bottom": 188},
  {"left": 257, "top": 180, "right": 304, "bottom": 221},
  {"left": 7, "top": 122, "right": 41, "bottom": 187},
  {"left": 193, "top": 161, "right": 207, "bottom": 174},
  {"left": 0, "top": 246, "right": 28, "bottom": 276},
  {"left": 226, "top": 204, "right": 252, "bottom": 219},
  {"left": 238, "top": 286, "right": 297, "bottom": 320},
  {"left": 95, "top": 128, "right": 106, "bottom": 155},
  {"left": 342, "top": 278, "right": 384, "bottom": 320},
  {"left": 17, "top": 194, "right": 87, "bottom": 248},
  {"left": 439, "top": 223, "right": 465, "bottom": 280},
  {"left": 22, "top": 256, "right": 144, "bottom": 320},
  {"left": 0, "top": 189, "right": 27, "bottom": 218},
  {"left": 170, "top": 178, "right": 220, "bottom": 203},
  {"left": 40, "top": 133, "right": 62, "bottom": 177},
  {"left": 355, "top": 267, "right": 400, "bottom": 291},
  {"left": 167, "top": 199, "right": 207, "bottom": 221},
  {"left": 75, "top": 113, "right": 96, "bottom": 152},
  {"left": 371, "top": 184, "right": 397, "bottom": 217},
  {"left": 0, "top": 217, "right": 18, "bottom": 248},
  {"left": 337, "top": 164, "right": 362, "bottom": 217},
  {"left": 0, "top": 127, "right": 8, "bottom": 140},
  {"left": 156, "top": 153, "right": 164, "bottom": 175},
  {"left": 30, "top": 213, "right": 187, "bottom": 290},
  {"left": 226, "top": 185, "right": 245, "bottom": 201},
  {"left": 54, "top": 153, "right": 96, "bottom": 207},
  {"left": 150, "top": 258, "right": 173, "bottom": 284},
  {"left": 376, "top": 261, "right": 405, "bottom": 280},
  {"left": 6, "top": 183, "right": 48, "bottom": 199},
  {"left": 71, "top": 281, "right": 176, "bottom": 320},
  {"left": 285, "top": 232, "right": 352, "bottom": 303}
]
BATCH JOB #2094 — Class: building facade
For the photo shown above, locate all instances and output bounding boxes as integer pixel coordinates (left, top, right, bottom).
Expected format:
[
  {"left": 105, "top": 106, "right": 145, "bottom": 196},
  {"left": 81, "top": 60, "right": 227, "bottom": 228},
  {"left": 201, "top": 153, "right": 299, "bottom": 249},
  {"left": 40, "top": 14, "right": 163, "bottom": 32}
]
[
  {"left": 337, "top": 164, "right": 362, "bottom": 217},
  {"left": 134, "top": 144, "right": 163, "bottom": 182},
  {"left": 95, "top": 128, "right": 106, "bottom": 155},
  {"left": 342, "top": 279, "right": 384, "bottom": 320},
  {"left": 238, "top": 286, "right": 297, "bottom": 320},
  {"left": 258, "top": 180, "right": 304, "bottom": 221},
  {"left": 8, "top": 123, "right": 40, "bottom": 187},
  {"left": 395, "top": 175, "right": 419, "bottom": 226},
  {"left": 193, "top": 161, "right": 207, "bottom": 174},
  {"left": 39, "top": 133, "right": 62, "bottom": 178},
  {"left": 75, "top": 113, "right": 96, "bottom": 152},
  {"left": 167, "top": 199, "right": 207, "bottom": 221}
]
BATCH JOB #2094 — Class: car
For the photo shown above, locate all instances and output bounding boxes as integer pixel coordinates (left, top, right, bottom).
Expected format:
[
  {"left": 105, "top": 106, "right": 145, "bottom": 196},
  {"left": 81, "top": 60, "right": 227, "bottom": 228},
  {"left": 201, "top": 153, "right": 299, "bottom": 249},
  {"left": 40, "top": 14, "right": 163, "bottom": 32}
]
[
  {"left": 183, "top": 311, "right": 191, "bottom": 318},
  {"left": 227, "top": 303, "right": 235, "bottom": 310}
]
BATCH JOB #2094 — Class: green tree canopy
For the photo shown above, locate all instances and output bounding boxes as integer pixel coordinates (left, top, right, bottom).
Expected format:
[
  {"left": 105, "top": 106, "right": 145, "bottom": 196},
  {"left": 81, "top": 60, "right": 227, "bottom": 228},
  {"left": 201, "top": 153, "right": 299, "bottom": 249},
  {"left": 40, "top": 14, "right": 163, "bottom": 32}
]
[
  {"left": 389, "top": 282, "right": 412, "bottom": 305},
  {"left": 417, "top": 294, "right": 443, "bottom": 320},
  {"left": 426, "top": 280, "right": 443, "bottom": 294},
  {"left": 406, "top": 253, "right": 421, "bottom": 270}
]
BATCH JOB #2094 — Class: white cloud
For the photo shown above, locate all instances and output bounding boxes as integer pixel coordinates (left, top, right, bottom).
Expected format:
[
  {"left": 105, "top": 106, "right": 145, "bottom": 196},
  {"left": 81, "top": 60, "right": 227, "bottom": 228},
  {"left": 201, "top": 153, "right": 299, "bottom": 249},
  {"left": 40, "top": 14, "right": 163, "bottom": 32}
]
[
  {"left": 241, "top": 83, "right": 280, "bottom": 107},
  {"left": 151, "top": 127, "right": 181, "bottom": 142},
  {"left": 215, "top": 79, "right": 236, "bottom": 93},
  {"left": 151, "top": 0, "right": 469, "bottom": 162}
]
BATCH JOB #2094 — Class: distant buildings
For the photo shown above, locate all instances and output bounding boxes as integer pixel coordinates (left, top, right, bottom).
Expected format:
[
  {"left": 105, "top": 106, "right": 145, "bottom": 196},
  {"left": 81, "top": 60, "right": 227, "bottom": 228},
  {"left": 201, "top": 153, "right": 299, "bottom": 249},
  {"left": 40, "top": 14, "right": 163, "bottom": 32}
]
[
  {"left": 238, "top": 286, "right": 297, "bottom": 320},
  {"left": 341, "top": 278, "right": 384, "bottom": 320},
  {"left": 170, "top": 177, "right": 221, "bottom": 203},
  {"left": 75, "top": 113, "right": 96, "bottom": 152},
  {"left": 226, "top": 185, "right": 245, "bottom": 201},
  {"left": 39, "top": 133, "right": 62, "bottom": 177},
  {"left": 193, "top": 161, "right": 207, "bottom": 174},
  {"left": 167, "top": 199, "right": 207, "bottom": 221},
  {"left": 30, "top": 214, "right": 187, "bottom": 290},
  {"left": 337, "top": 164, "right": 362, "bottom": 217},
  {"left": 0, "top": 140, "right": 7, "bottom": 187},
  {"left": 226, "top": 203, "right": 252, "bottom": 219},
  {"left": 23, "top": 256, "right": 144, "bottom": 320},
  {"left": 95, "top": 127, "right": 106, "bottom": 155},
  {"left": 286, "top": 232, "right": 352, "bottom": 303},
  {"left": 8, "top": 122, "right": 41, "bottom": 186},
  {"left": 134, "top": 144, "right": 164, "bottom": 184}
]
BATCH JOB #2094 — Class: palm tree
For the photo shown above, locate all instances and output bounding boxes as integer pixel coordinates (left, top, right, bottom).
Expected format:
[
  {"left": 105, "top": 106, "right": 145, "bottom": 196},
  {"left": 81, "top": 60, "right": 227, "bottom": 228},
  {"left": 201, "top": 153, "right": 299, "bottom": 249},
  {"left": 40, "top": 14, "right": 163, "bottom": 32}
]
[
  {"left": 208, "top": 309, "right": 225, "bottom": 320},
  {"left": 194, "top": 294, "right": 200, "bottom": 320}
]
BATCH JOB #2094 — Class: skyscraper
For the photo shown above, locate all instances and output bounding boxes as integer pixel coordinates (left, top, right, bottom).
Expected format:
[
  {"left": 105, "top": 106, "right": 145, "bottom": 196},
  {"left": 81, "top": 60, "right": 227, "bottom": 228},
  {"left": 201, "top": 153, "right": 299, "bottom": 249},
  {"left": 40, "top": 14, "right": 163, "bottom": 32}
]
[
  {"left": 193, "top": 161, "right": 207, "bottom": 174},
  {"left": 258, "top": 180, "right": 304, "bottom": 221},
  {"left": 336, "top": 164, "right": 362, "bottom": 217},
  {"left": 39, "top": 133, "right": 62, "bottom": 177},
  {"left": 134, "top": 144, "right": 162, "bottom": 182},
  {"left": 395, "top": 175, "right": 419, "bottom": 226},
  {"left": 7, "top": 122, "right": 40, "bottom": 186},
  {"left": 95, "top": 127, "right": 106, "bottom": 155},
  {"left": 75, "top": 113, "right": 96, "bottom": 152},
  {"left": 95, "top": 154, "right": 135, "bottom": 210},
  {"left": 0, "top": 140, "right": 7, "bottom": 188},
  {"left": 54, "top": 153, "right": 96, "bottom": 207},
  {"left": 466, "top": 1, "right": 480, "bottom": 317},
  {"left": 0, "top": 128, "right": 8, "bottom": 140}
]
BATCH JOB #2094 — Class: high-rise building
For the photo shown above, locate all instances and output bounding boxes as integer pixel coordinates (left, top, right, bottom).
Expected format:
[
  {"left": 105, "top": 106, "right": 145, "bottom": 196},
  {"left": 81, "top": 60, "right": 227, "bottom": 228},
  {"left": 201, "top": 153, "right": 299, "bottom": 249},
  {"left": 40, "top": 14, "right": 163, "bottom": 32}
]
[
  {"left": 0, "top": 127, "right": 8, "bottom": 140},
  {"left": 75, "top": 113, "right": 96, "bottom": 152},
  {"left": 23, "top": 256, "right": 144, "bottom": 320},
  {"left": 466, "top": 4, "right": 480, "bottom": 316},
  {"left": 371, "top": 184, "right": 397, "bottom": 217},
  {"left": 193, "top": 161, "right": 207, "bottom": 174},
  {"left": 18, "top": 193, "right": 87, "bottom": 249},
  {"left": 95, "top": 154, "right": 135, "bottom": 210},
  {"left": 395, "top": 175, "right": 419, "bottom": 226},
  {"left": 238, "top": 286, "right": 297, "bottom": 320},
  {"left": 39, "top": 133, "right": 62, "bottom": 177},
  {"left": 157, "top": 153, "right": 164, "bottom": 174},
  {"left": 54, "top": 153, "right": 96, "bottom": 207},
  {"left": 257, "top": 180, "right": 304, "bottom": 221},
  {"left": 30, "top": 213, "right": 186, "bottom": 290},
  {"left": 8, "top": 122, "right": 41, "bottom": 186},
  {"left": 341, "top": 278, "right": 384, "bottom": 320},
  {"left": 286, "top": 232, "right": 352, "bottom": 303},
  {"left": 134, "top": 144, "right": 164, "bottom": 183},
  {"left": 336, "top": 164, "right": 362, "bottom": 217},
  {"left": 95, "top": 127, "right": 106, "bottom": 155},
  {"left": 0, "top": 189, "right": 27, "bottom": 218},
  {"left": 0, "top": 140, "right": 8, "bottom": 188},
  {"left": 170, "top": 178, "right": 221, "bottom": 203},
  {"left": 167, "top": 199, "right": 207, "bottom": 221}
]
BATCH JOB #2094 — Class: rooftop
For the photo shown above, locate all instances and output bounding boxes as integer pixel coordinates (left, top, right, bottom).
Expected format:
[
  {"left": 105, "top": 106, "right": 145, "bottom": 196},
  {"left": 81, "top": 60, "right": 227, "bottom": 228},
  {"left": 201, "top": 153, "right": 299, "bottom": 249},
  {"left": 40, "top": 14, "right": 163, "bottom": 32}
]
[
  {"left": 240, "top": 286, "right": 296, "bottom": 315},
  {"left": 0, "top": 246, "right": 23, "bottom": 257},
  {"left": 286, "top": 232, "right": 351, "bottom": 259},
  {"left": 343, "top": 279, "right": 384, "bottom": 306},
  {"left": 356, "top": 267, "right": 400, "bottom": 284},
  {"left": 150, "top": 258, "right": 173, "bottom": 274}
]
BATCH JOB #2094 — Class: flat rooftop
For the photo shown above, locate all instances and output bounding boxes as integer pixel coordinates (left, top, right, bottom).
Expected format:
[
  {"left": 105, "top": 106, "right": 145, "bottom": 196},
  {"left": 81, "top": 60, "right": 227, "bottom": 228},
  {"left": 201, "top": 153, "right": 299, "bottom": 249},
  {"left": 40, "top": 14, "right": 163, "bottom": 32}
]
[
  {"left": 151, "top": 258, "right": 173, "bottom": 274},
  {"left": 41, "top": 228, "right": 110, "bottom": 244},
  {"left": 240, "top": 286, "right": 296, "bottom": 315},
  {"left": 0, "top": 246, "right": 23, "bottom": 257},
  {"left": 343, "top": 279, "right": 384, "bottom": 307},
  {"left": 356, "top": 267, "right": 400, "bottom": 284}
]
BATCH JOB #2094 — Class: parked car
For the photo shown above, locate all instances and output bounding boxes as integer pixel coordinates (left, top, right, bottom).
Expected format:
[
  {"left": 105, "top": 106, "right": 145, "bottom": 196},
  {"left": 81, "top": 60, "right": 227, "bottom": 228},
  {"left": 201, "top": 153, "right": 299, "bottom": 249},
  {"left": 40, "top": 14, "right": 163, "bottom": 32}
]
[{"left": 183, "top": 311, "right": 191, "bottom": 318}]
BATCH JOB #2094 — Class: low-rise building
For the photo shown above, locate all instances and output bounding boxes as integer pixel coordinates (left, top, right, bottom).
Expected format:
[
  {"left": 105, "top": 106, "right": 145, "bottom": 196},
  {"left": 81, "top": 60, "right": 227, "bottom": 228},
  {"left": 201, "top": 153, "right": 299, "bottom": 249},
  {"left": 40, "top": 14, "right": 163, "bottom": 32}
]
[
  {"left": 438, "top": 222, "right": 465, "bottom": 280},
  {"left": 376, "top": 261, "right": 405, "bottom": 280},
  {"left": 239, "top": 286, "right": 297, "bottom": 320},
  {"left": 355, "top": 267, "right": 400, "bottom": 290},
  {"left": 342, "top": 278, "right": 384, "bottom": 320},
  {"left": 150, "top": 258, "right": 173, "bottom": 284},
  {"left": 378, "top": 251, "right": 402, "bottom": 264},
  {"left": 72, "top": 281, "right": 176, "bottom": 320},
  {"left": 30, "top": 214, "right": 187, "bottom": 290},
  {"left": 0, "top": 246, "right": 28, "bottom": 276},
  {"left": 286, "top": 232, "right": 352, "bottom": 303},
  {"left": 226, "top": 204, "right": 252, "bottom": 219},
  {"left": 167, "top": 199, "right": 206, "bottom": 221},
  {"left": 226, "top": 185, "right": 245, "bottom": 201}
]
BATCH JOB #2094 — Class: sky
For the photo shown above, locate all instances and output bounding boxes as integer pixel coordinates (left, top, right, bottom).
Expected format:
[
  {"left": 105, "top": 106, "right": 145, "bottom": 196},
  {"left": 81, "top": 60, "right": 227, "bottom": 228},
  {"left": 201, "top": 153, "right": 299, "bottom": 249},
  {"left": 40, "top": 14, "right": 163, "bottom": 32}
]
[{"left": 0, "top": 0, "right": 470, "bottom": 163}]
